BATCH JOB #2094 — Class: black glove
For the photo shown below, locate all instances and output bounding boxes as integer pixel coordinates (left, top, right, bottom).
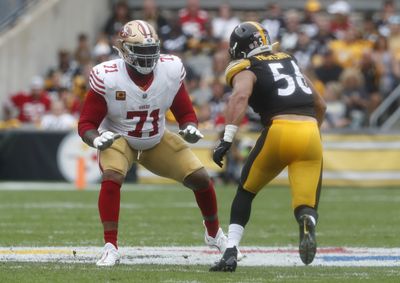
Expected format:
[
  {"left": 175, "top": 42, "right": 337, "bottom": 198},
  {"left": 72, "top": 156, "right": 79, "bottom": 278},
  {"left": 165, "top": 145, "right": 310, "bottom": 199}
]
[{"left": 213, "top": 140, "right": 232, "bottom": 168}]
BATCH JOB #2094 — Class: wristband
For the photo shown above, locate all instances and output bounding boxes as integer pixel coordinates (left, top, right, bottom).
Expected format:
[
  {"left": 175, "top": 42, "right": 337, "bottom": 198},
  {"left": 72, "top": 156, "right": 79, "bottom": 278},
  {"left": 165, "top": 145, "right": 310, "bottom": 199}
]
[{"left": 223, "top": 124, "right": 238, "bottom": 142}]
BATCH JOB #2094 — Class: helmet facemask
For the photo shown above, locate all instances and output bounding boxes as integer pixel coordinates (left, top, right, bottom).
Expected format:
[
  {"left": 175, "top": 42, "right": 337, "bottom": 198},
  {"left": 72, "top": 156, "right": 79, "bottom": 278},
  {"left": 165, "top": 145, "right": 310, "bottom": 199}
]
[{"left": 122, "top": 41, "right": 160, "bottom": 74}]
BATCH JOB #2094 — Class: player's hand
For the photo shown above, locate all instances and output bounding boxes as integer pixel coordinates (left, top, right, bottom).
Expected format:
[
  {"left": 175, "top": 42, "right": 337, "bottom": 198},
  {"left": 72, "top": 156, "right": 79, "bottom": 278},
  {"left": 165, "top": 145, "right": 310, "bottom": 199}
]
[
  {"left": 213, "top": 140, "right": 232, "bottom": 168},
  {"left": 93, "top": 131, "right": 121, "bottom": 151},
  {"left": 179, "top": 125, "right": 204, "bottom": 143}
]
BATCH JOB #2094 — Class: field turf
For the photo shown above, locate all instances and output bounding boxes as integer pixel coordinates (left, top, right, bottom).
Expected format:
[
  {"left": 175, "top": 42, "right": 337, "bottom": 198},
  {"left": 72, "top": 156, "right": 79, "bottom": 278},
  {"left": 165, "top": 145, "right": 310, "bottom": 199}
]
[{"left": 0, "top": 183, "right": 399, "bottom": 282}]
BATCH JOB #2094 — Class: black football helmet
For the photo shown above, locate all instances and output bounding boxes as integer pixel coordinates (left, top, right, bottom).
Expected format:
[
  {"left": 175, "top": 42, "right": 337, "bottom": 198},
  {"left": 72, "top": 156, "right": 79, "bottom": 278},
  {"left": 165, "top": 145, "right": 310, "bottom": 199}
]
[{"left": 229, "top": 21, "right": 273, "bottom": 59}]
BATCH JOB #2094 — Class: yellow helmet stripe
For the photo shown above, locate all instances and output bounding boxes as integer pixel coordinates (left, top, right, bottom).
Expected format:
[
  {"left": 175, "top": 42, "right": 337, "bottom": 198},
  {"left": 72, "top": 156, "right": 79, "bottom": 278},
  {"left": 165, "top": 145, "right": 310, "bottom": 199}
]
[{"left": 247, "top": 21, "right": 268, "bottom": 45}]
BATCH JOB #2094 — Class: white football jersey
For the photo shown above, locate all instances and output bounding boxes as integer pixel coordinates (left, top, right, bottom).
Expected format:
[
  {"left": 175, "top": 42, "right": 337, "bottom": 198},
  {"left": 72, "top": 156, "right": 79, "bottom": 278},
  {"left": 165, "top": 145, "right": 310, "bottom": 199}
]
[{"left": 89, "top": 55, "right": 186, "bottom": 150}]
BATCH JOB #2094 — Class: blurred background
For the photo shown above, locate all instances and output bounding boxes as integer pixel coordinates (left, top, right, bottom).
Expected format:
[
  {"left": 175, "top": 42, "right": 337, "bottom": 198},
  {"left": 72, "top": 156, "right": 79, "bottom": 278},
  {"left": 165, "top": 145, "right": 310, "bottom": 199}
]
[{"left": 1, "top": 0, "right": 400, "bottom": 187}]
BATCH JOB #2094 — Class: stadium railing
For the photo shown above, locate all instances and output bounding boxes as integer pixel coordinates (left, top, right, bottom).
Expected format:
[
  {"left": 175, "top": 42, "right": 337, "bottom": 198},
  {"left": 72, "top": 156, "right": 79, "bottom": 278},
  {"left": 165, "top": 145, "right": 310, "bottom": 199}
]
[{"left": 0, "top": 0, "right": 38, "bottom": 33}]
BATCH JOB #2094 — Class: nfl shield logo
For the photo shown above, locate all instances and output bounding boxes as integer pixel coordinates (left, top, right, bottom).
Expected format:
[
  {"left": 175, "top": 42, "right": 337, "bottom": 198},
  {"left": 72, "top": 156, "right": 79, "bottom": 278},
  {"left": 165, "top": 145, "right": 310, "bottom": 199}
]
[{"left": 142, "top": 93, "right": 148, "bottom": 99}]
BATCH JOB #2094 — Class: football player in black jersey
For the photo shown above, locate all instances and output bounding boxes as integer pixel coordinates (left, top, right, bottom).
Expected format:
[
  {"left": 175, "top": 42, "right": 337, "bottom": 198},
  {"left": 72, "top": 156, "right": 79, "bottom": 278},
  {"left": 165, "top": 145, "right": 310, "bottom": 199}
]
[{"left": 210, "top": 21, "right": 326, "bottom": 272}]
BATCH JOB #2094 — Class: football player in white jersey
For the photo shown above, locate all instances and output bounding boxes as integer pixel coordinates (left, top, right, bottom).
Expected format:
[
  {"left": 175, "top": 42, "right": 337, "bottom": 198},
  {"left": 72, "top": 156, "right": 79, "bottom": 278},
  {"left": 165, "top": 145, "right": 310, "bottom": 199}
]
[{"left": 78, "top": 20, "right": 227, "bottom": 266}]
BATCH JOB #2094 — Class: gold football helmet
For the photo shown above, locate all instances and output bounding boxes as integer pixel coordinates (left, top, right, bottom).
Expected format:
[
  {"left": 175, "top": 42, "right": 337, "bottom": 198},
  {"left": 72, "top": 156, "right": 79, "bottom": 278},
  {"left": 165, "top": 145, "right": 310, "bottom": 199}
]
[{"left": 114, "top": 20, "right": 160, "bottom": 74}]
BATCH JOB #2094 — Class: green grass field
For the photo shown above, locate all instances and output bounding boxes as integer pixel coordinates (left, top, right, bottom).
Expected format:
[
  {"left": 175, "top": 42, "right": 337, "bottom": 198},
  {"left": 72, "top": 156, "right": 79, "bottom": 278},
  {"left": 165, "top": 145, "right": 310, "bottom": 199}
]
[{"left": 0, "top": 183, "right": 399, "bottom": 282}]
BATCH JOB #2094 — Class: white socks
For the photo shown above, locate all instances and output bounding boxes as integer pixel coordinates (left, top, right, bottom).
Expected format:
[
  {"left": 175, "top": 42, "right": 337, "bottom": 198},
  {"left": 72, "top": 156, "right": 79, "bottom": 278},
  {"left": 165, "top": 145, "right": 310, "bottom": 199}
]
[{"left": 227, "top": 224, "right": 244, "bottom": 248}]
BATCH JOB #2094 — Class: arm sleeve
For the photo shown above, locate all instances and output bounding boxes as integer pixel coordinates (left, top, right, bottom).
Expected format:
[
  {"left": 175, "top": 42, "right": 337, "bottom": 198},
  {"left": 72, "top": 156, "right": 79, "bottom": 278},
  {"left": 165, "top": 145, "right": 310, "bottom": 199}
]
[
  {"left": 78, "top": 89, "right": 107, "bottom": 137},
  {"left": 170, "top": 83, "right": 198, "bottom": 128}
]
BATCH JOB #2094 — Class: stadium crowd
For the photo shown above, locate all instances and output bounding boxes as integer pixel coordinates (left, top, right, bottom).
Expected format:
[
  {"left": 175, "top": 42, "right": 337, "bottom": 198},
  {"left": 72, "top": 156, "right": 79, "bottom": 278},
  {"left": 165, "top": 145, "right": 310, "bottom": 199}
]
[{"left": 1, "top": 0, "right": 400, "bottom": 132}]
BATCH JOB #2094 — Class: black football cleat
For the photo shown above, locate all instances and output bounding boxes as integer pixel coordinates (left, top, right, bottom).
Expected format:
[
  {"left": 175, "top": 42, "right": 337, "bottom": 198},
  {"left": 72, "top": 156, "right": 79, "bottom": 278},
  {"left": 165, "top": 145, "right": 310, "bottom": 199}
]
[
  {"left": 299, "top": 214, "right": 317, "bottom": 265},
  {"left": 209, "top": 246, "right": 238, "bottom": 272}
]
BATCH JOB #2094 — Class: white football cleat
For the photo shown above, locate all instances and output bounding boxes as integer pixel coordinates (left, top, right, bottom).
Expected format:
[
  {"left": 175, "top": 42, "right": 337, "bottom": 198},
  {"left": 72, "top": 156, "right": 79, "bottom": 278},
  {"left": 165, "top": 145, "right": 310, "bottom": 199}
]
[
  {"left": 96, "top": 243, "right": 121, "bottom": 266},
  {"left": 203, "top": 223, "right": 244, "bottom": 261},
  {"left": 204, "top": 227, "right": 228, "bottom": 253}
]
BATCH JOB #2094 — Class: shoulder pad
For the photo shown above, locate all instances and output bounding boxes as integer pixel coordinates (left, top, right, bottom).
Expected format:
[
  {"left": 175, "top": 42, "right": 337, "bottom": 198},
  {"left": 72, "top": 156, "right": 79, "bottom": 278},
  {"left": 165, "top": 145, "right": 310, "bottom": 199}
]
[
  {"left": 159, "top": 54, "right": 186, "bottom": 82},
  {"left": 90, "top": 59, "right": 123, "bottom": 94},
  {"left": 225, "top": 59, "right": 251, "bottom": 87}
]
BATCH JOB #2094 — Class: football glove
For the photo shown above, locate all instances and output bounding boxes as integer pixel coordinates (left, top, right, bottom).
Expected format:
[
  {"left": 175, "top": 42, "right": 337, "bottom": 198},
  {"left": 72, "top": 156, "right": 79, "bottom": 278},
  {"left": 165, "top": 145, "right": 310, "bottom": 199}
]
[
  {"left": 213, "top": 140, "right": 232, "bottom": 168},
  {"left": 93, "top": 131, "right": 121, "bottom": 151},
  {"left": 179, "top": 125, "right": 204, "bottom": 143}
]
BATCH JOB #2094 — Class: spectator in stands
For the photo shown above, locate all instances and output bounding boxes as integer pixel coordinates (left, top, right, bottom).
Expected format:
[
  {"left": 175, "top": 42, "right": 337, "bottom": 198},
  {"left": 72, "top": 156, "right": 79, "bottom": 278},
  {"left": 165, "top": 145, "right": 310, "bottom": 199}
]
[
  {"left": 362, "top": 12, "right": 379, "bottom": 42},
  {"left": 372, "top": 35, "right": 398, "bottom": 96},
  {"left": 103, "top": 0, "right": 131, "bottom": 38},
  {"left": 293, "top": 29, "right": 318, "bottom": 70},
  {"left": 179, "top": 0, "right": 210, "bottom": 41},
  {"left": 302, "top": 0, "right": 321, "bottom": 38},
  {"left": 340, "top": 68, "right": 369, "bottom": 128},
  {"left": 141, "top": 0, "right": 171, "bottom": 41},
  {"left": 93, "top": 39, "right": 112, "bottom": 64},
  {"left": 3, "top": 76, "right": 51, "bottom": 125},
  {"left": 211, "top": 3, "right": 240, "bottom": 43},
  {"left": 280, "top": 10, "right": 301, "bottom": 52},
  {"left": 322, "top": 82, "right": 349, "bottom": 129},
  {"left": 74, "top": 33, "right": 91, "bottom": 66},
  {"left": 58, "top": 87, "right": 82, "bottom": 117},
  {"left": 198, "top": 78, "right": 230, "bottom": 128},
  {"left": 201, "top": 49, "right": 230, "bottom": 84},
  {"left": 56, "top": 49, "right": 80, "bottom": 89},
  {"left": 187, "top": 71, "right": 212, "bottom": 112},
  {"left": 2, "top": 0, "right": 393, "bottom": 133},
  {"left": 314, "top": 49, "right": 343, "bottom": 85},
  {"left": 72, "top": 75, "right": 87, "bottom": 104},
  {"left": 329, "top": 26, "right": 373, "bottom": 68},
  {"left": 327, "top": 0, "right": 351, "bottom": 40},
  {"left": 260, "top": 3, "right": 285, "bottom": 43},
  {"left": 40, "top": 99, "right": 76, "bottom": 130},
  {"left": 312, "top": 14, "right": 336, "bottom": 53},
  {"left": 162, "top": 18, "right": 187, "bottom": 54},
  {"left": 243, "top": 11, "right": 260, "bottom": 22},
  {"left": 376, "top": 0, "right": 396, "bottom": 37},
  {"left": 185, "top": 41, "right": 213, "bottom": 80},
  {"left": 359, "top": 50, "right": 382, "bottom": 113},
  {"left": 184, "top": 56, "right": 218, "bottom": 119},
  {"left": 387, "top": 15, "right": 400, "bottom": 59},
  {"left": 44, "top": 69, "right": 63, "bottom": 97}
]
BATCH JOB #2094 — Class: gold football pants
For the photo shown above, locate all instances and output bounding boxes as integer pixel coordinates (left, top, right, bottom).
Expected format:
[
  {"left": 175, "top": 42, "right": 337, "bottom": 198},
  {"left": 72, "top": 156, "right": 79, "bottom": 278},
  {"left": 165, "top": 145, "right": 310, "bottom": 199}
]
[
  {"left": 99, "top": 130, "right": 203, "bottom": 182},
  {"left": 242, "top": 119, "right": 323, "bottom": 210}
]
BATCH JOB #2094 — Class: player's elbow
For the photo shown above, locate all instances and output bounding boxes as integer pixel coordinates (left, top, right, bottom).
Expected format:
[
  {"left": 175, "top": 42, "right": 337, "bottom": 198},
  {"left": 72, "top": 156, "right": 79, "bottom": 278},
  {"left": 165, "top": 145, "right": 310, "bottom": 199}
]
[
  {"left": 77, "top": 121, "right": 86, "bottom": 139},
  {"left": 78, "top": 120, "right": 95, "bottom": 139},
  {"left": 230, "top": 90, "right": 250, "bottom": 105}
]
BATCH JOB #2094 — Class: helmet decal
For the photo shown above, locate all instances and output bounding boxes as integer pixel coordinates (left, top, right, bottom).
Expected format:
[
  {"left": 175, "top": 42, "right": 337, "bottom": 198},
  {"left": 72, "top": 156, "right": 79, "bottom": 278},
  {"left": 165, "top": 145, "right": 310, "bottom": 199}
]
[
  {"left": 120, "top": 25, "right": 133, "bottom": 38},
  {"left": 247, "top": 21, "right": 268, "bottom": 45}
]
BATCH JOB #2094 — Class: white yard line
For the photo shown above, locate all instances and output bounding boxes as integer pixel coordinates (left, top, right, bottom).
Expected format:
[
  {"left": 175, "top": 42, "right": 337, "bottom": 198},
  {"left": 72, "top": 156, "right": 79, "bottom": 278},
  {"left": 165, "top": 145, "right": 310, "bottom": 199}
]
[{"left": 0, "top": 246, "right": 399, "bottom": 267}]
